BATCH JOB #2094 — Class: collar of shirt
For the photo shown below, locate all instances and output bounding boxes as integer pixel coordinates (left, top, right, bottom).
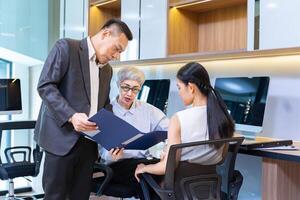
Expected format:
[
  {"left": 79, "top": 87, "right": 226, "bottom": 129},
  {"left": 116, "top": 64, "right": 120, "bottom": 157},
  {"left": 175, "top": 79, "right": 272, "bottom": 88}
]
[
  {"left": 87, "top": 36, "right": 105, "bottom": 68},
  {"left": 112, "top": 97, "right": 138, "bottom": 116}
]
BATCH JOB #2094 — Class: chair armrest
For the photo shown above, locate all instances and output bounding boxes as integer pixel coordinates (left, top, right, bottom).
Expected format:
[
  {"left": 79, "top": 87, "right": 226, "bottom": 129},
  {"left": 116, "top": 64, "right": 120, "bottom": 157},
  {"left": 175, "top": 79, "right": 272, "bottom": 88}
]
[
  {"left": 33, "top": 145, "right": 44, "bottom": 177},
  {"left": 93, "top": 163, "right": 113, "bottom": 196},
  {"left": 141, "top": 173, "right": 174, "bottom": 199},
  {"left": 139, "top": 175, "right": 151, "bottom": 200},
  {"left": 0, "top": 166, "right": 9, "bottom": 180}
]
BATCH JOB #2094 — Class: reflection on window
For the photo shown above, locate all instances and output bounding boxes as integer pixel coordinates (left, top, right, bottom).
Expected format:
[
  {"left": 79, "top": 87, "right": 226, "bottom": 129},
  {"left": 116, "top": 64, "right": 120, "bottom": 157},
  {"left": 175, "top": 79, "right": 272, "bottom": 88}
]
[
  {"left": 137, "top": 79, "right": 170, "bottom": 114},
  {"left": 139, "top": 85, "right": 150, "bottom": 102},
  {"left": 0, "top": 58, "right": 11, "bottom": 191}
]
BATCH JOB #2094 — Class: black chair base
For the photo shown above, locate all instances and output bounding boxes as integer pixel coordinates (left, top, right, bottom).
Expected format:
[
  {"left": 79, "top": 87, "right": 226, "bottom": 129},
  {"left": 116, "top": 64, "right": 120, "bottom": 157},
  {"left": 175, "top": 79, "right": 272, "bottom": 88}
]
[{"left": 92, "top": 177, "right": 140, "bottom": 198}]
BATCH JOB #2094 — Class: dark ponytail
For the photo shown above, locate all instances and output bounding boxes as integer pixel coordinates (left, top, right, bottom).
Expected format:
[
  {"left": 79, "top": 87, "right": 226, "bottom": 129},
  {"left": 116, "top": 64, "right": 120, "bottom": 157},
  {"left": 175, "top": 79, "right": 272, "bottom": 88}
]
[{"left": 177, "top": 62, "right": 235, "bottom": 140}]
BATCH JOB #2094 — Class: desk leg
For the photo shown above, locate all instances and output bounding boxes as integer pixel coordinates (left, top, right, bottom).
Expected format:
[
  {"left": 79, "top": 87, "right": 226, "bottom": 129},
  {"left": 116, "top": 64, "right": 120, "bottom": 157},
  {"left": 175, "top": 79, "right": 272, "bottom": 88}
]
[{"left": 262, "top": 158, "right": 300, "bottom": 200}]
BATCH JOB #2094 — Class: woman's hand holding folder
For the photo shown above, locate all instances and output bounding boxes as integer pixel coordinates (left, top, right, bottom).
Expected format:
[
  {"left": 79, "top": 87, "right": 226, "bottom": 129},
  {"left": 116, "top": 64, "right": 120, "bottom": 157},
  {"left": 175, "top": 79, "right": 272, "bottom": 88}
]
[{"left": 109, "top": 147, "right": 125, "bottom": 161}]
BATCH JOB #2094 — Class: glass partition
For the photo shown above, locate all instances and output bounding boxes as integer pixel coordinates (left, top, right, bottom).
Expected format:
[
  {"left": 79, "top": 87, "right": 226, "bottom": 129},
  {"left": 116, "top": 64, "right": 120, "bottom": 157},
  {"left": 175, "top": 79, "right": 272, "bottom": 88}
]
[{"left": 0, "top": 0, "right": 60, "bottom": 195}]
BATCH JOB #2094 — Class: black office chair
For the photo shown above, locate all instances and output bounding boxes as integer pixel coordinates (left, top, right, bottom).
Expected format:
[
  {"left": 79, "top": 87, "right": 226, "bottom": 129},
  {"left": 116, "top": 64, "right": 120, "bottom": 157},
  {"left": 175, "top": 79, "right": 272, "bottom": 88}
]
[
  {"left": 92, "top": 158, "right": 158, "bottom": 199},
  {"left": 138, "top": 137, "right": 244, "bottom": 200},
  {"left": 92, "top": 163, "right": 140, "bottom": 198},
  {"left": 217, "top": 141, "right": 244, "bottom": 200},
  {"left": 0, "top": 121, "right": 43, "bottom": 200}
]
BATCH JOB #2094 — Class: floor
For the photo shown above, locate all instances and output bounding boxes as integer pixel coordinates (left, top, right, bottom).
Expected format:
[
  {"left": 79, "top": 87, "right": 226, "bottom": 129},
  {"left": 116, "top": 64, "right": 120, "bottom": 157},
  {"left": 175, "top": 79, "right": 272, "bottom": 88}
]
[
  {"left": 89, "top": 195, "right": 119, "bottom": 200},
  {"left": 89, "top": 195, "right": 139, "bottom": 200},
  {"left": 0, "top": 194, "right": 137, "bottom": 200}
]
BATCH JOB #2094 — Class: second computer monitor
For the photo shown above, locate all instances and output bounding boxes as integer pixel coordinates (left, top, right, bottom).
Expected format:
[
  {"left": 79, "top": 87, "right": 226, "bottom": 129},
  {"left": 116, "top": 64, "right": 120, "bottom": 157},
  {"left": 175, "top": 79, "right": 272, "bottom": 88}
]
[
  {"left": 214, "top": 76, "right": 270, "bottom": 138},
  {"left": 0, "top": 78, "right": 22, "bottom": 115}
]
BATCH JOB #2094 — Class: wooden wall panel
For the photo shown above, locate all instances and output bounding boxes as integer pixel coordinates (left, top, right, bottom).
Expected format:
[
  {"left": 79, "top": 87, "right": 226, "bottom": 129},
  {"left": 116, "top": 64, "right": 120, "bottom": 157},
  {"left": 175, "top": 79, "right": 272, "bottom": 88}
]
[
  {"left": 198, "top": 4, "right": 247, "bottom": 52},
  {"left": 89, "top": 0, "right": 99, "bottom": 4},
  {"left": 262, "top": 158, "right": 300, "bottom": 200},
  {"left": 168, "top": 8, "right": 199, "bottom": 55},
  {"left": 169, "top": 0, "right": 196, "bottom": 4},
  {"left": 169, "top": 0, "right": 246, "bottom": 12},
  {"left": 89, "top": 6, "right": 120, "bottom": 36},
  {"left": 90, "top": 0, "right": 120, "bottom": 8}
]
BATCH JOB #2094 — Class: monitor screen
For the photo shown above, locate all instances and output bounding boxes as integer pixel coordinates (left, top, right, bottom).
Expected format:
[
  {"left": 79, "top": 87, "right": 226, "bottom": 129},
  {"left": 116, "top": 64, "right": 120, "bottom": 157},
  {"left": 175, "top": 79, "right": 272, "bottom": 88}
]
[
  {"left": 137, "top": 79, "right": 170, "bottom": 114},
  {"left": 0, "top": 78, "right": 22, "bottom": 115},
  {"left": 214, "top": 77, "right": 270, "bottom": 134}
]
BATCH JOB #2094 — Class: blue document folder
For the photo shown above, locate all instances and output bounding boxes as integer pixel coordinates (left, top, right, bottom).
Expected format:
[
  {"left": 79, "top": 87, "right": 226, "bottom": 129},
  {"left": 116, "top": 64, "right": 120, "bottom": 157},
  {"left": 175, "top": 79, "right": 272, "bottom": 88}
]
[{"left": 84, "top": 109, "right": 167, "bottom": 150}]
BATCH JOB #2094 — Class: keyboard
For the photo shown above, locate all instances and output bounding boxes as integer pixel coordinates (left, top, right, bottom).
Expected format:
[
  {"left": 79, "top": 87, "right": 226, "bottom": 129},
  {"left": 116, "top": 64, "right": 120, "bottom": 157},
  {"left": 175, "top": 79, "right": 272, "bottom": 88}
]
[{"left": 240, "top": 139, "right": 293, "bottom": 150}]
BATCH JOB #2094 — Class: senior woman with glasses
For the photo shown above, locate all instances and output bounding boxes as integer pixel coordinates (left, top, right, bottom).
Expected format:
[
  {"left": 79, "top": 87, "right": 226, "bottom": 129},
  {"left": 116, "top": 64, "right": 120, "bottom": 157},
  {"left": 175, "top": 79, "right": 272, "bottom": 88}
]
[{"left": 99, "top": 66, "right": 169, "bottom": 198}]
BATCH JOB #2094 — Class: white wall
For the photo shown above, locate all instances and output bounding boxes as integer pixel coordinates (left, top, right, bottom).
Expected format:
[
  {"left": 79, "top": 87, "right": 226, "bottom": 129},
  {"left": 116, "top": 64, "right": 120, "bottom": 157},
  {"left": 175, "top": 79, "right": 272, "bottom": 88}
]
[
  {"left": 260, "top": 0, "right": 300, "bottom": 49},
  {"left": 247, "top": 0, "right": 255, "bottom": 50},
  {"left": 60, "top": 0, "right": 88, "bottom": 39},
  {"left": 29, "top": 65, "right": 43, "bottom": 120},
  {"left": 121, "top": 0, "right": 168, "bottom": 60},
  {"left": 121, "top": 0, "right": 140, "bottom": 61},
  {"left": 259, "top": 0, "right": 300, "bottom": 139},
  {"left": 140, "top": 0, "right": 168, "bottom": 59},
  {"left": 263, "top": 77, "right": 300, "bottom": 139}
]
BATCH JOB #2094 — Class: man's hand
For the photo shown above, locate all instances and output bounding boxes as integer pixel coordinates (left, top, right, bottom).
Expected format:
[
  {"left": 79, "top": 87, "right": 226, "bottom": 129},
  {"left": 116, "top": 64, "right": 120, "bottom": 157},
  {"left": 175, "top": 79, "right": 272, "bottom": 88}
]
[
  {"left": 70, "top": 113, "right": 97, "bottom": 132},
  {"left": 109, "top": 148, "right": 124, "bottom": 161}
]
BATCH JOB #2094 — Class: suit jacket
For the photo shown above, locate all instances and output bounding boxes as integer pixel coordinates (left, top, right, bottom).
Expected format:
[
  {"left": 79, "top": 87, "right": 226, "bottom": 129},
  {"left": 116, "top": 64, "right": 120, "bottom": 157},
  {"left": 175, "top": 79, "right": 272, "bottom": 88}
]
[{"left": 34, "top": 38, "right": 112, "bottom": 156}]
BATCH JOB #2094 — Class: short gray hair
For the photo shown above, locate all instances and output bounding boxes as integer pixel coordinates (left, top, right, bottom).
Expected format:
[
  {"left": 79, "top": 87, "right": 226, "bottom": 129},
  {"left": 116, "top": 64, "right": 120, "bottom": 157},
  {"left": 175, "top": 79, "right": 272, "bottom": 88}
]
[{"left": 117, "top": 66, "right": 145, "bottom": 86}]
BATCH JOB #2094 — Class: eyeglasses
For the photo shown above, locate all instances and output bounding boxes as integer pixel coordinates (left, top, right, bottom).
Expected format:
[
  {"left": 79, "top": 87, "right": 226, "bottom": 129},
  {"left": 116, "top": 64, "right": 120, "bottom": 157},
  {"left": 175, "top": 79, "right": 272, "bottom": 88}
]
[{"left": 120, "top": 85, "right": 141, "bottom": 94}]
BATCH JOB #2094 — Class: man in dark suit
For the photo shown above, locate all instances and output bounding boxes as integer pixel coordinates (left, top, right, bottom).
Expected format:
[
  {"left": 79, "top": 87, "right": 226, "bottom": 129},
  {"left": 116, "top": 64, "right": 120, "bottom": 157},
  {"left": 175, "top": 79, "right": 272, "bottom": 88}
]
[{"left": 34, "top": 19, "right": 132, "bottom": 200}]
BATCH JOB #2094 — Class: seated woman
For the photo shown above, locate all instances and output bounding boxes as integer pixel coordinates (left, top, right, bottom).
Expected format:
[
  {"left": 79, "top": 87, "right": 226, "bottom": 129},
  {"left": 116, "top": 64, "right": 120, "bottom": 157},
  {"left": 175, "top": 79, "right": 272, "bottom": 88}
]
[
  {"left": 98, "top": 66, "right": 169, "bottom": 198},
  {"left": 135, "top": 62, "right": 235, "bottom": 181}
]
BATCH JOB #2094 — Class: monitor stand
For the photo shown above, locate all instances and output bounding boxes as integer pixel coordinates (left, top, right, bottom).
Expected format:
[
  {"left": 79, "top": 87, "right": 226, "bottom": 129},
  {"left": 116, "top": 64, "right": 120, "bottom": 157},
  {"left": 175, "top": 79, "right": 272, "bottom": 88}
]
[
  {"left": 238, "top": 130, "right": 258, "bottom": 140},
  {"left": 235, "top": 124, "right": 263, "bottom": 140}
]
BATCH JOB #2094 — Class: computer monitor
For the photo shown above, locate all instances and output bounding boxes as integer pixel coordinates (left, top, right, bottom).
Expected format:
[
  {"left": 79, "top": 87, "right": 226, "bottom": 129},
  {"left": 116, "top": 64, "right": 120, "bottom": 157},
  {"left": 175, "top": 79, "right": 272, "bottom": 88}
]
[
  {"left": 137, "top": 79, "right": 170, "bottom": 114},
  {"left": 214, "top": 77, "right": 270, "bottom": 138},
  {"left": 0, "top": 78, "right": 22, "bottom": 115}
]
